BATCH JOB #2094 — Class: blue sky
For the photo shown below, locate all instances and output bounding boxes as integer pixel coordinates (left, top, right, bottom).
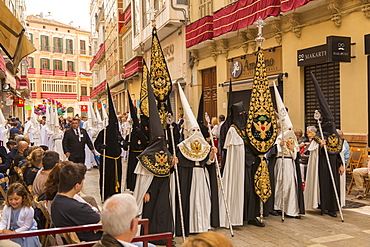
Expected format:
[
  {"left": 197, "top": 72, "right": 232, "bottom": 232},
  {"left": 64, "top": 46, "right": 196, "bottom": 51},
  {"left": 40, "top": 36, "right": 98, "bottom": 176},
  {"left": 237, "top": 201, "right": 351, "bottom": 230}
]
[{"left": 25, "top": 0, "right": 91, "bottom": 31}]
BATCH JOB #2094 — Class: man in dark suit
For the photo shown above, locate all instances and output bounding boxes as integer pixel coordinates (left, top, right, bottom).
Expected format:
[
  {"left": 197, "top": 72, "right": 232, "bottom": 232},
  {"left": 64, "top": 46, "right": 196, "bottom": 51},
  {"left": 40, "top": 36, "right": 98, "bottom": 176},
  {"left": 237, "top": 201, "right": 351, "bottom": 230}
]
[{"left": 62, "top": 118, "right": 95, "bottom": 164}]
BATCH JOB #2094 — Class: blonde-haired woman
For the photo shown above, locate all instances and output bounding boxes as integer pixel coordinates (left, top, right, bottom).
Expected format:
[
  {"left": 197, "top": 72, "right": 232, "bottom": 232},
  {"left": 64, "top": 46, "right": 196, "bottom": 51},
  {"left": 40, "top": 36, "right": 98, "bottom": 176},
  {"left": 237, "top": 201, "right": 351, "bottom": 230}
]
[
  {"left": 22, "top": 147, "right": 44, "bottom": 186},
  {"left": 182, "top": 231, "right": 233, "bottom": 247}
]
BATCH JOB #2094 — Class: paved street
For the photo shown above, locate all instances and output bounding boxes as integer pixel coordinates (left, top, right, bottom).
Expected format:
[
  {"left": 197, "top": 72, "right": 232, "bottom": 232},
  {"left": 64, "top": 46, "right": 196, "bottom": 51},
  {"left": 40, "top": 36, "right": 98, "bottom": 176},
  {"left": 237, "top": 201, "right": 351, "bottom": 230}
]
[{"left": 82, "top": 162, "right": 370, "bottom": 247}]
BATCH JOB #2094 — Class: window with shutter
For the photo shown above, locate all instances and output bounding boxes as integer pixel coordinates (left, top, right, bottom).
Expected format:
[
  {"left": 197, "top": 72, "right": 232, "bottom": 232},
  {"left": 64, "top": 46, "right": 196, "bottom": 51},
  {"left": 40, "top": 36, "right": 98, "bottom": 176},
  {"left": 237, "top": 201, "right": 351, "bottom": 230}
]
[
  {"left": 41, "top": 58, "right": 50, "bottom": 69},
  {"left": 67, "top": 61, "right": 74, "bottom": 71},
  {"left": 304, "top": 62, "right": 340, "bottom": 129},
  {"left": 40, "top": 35, "right": 49, "bottom": 51},
  {"left": 54, "top": 60, "right": 62, "bottom": 70},
  {"left": 28, "top": 57, "right": 34, "bottom": 68},
  {"left": 29, "top": 33, "right": 33, "bottom": 44},
  {"left": 66, "top": 39, "right": 74, "bottom": 54},
  {"left": 54, "top": 37, "right": 62, "bottom": 53},
  {"left": 80, "top": 40, "right": 86, "bottom": 54}
]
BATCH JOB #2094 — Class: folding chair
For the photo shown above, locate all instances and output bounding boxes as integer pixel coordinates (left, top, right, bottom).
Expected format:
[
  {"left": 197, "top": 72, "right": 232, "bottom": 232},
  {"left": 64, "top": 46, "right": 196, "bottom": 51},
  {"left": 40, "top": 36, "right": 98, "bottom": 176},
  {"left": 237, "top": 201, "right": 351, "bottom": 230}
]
[
  {"left": 0, "top": 177, "right": 8, "bottom": 199},
  {"left": 346, "top": 147, "right": 365, "bottom": 174}
]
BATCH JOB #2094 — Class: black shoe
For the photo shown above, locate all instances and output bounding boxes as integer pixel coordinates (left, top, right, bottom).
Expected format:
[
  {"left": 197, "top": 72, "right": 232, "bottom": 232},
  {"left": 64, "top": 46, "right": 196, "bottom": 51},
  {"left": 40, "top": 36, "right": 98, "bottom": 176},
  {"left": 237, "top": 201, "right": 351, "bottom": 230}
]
[
  {"left": 270, "top": 210, "right": 279, "bottom": 216},
  {"left": 328, "top": 211, "right": 337, "bottom": 217},
  {"left": 248, "top": 218, "right": 265, "bottom": 227},
  {"left": 286, "top": 215, "right": 301, "bottom": 219}
]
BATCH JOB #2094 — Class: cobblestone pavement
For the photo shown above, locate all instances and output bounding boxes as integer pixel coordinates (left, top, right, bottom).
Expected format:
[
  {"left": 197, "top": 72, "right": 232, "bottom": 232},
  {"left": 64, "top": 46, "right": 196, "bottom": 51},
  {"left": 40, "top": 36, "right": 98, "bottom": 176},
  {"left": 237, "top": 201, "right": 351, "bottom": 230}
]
[{"left": 82, "top": 161, "right": 370, "bottom": 247}]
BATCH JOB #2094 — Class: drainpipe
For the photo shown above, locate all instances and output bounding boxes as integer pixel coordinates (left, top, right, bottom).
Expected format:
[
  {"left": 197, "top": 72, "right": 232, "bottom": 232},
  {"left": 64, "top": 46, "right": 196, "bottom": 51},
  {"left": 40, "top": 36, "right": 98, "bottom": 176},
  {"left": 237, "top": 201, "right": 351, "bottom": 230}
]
[{"left": 171, "top": 0, "right": 189, "bottom": 25}]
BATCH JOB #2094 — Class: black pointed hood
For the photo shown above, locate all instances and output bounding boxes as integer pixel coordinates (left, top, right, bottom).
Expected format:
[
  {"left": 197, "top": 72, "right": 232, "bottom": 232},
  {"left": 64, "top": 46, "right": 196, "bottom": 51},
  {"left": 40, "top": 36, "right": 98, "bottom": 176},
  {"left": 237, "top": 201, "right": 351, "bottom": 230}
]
[
  {"left": 104, "top": 84, "right": 122, "bottom": 156},
  {"left": 137, "top": 72, "right": 172, "bottom": 177},
  {"left": 231, "top": 101, "right": 247, "bottom": 130},
  {"left": 220, "top": 79, "right": 233, "bottom": 150},
  {"left": 127, "top": 91, "right": 140, "bottom": 129},
  {"left": 310, "top": 72, "right": 336, "bottom": 134},
  {"left": 310, "top": 72, "right": 343, "bottom": 153},
  {"left": 197, "top": 92, "right": 204, "bottom": 124}
]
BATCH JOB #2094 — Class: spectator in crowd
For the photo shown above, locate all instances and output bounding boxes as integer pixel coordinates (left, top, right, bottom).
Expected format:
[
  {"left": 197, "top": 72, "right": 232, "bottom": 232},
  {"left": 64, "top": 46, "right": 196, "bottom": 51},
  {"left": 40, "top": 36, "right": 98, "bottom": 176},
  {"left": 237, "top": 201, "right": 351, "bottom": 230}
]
[
  {"left": 9, "top": 122, "right": 20, "bottom": 140},
  {"left": 62, "top": 118, "right": 95, "bottom": 164},
  {"left": 22, "top": 147, "right": 44, "bottom": 186},
  {"left": 13, "top": 141, "right": 29, "bottom": 168},
  {"left": 93, "top": 193, "right": 154, "bottom": 247},
  {"left": 51, "top": 163, "right": 102, "bottom": 241},
  {"left": 0, "top": 183, "right": 41, "bottom": 247},
  {"left": 337, "top": 129, "right": 350, "bottom": 164},
  {"left": 182, "top": 231, "right": 233, "bottom": 247},
  {"left": 32, "top": 150, "right": 60, "bottom": 196},
  {"left": 294, "top": 128, "right": 305, "bottom": 144},
  {"left": 352, "top": 159, "right": 370, "bottom": 199},
  {"left": 299, "top": 126, "right": 317, "bottom": 183}
]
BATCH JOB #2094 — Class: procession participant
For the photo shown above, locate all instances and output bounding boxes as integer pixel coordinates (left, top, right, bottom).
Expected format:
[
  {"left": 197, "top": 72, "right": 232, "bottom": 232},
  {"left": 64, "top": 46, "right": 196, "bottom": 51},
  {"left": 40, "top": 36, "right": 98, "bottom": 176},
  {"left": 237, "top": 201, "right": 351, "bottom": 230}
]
[
  {"left": 94, "top": 85, "right": 123, "bottom": 201},
  {"left": 304, "top": 72, "right": 345, "bottom": 217},
  {"left": 122, "top": 91, "right": 148, "bottom": 191},
  {"left": 133, "top": 71, "right": 174, "bottom": 243},
  {"left": 220, "top": 101, "right": 264, "bottom": 227},
  {"left": 174, "top": 82, "right": 218, "bottom": 236},
  {"left": 266, "top": 83, "right": 304, "bottom": 219}
]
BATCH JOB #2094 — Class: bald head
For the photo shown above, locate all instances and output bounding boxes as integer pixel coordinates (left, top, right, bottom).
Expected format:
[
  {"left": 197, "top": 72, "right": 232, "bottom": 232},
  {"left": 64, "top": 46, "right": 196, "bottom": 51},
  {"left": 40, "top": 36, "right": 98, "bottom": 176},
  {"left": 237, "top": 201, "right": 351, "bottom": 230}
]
[{"left": 18, "top": 141, "right": 28, "bottom": 153}]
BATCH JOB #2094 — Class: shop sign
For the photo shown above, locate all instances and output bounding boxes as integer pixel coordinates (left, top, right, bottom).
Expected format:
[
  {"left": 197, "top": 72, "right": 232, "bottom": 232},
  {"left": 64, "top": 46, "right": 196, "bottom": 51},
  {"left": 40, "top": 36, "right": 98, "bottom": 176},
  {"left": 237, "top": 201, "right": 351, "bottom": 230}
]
[
  {"left": 227, "top": 46, "right": 282, "bottom": 81},
  {"left": 327, "top": 36, "right": 351, "bottom": 62},
  {"left": 297, "top": 45, "right": 327, "bottom": 66}
]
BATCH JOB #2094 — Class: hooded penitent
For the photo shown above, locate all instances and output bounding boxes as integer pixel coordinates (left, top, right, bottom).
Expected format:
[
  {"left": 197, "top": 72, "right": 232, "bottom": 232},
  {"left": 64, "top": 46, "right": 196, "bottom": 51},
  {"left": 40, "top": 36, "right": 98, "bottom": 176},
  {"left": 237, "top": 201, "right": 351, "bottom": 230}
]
[
  {"left": 273, "top": 82, "right": 298, "bottom": 152},
  {"left": 137, "top": 68, "right": 172, "bottom": 177},
  {"left": 310, "top": 72, "right": 343, "bottom": 154},
  {"left": 94, "top": 84, "right": 123, "bottom": 200},
  {"left": 196, "top": 92, "right": 210, "bottom": 139},
  {"left": 177, "top": 82, "right": 210, "bottom": 161}
]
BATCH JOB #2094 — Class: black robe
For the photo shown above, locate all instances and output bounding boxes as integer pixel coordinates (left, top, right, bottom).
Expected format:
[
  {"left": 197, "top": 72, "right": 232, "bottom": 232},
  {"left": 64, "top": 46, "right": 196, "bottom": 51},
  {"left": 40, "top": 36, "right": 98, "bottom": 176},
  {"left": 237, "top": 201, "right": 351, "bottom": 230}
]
[
  {"left": 94, "top": 128, "right": 122, "bottom": 201},
  {"left": 318, "top": 149, "right": 342, "bottom": 213},
  {"left": 244, "top": 147, "right": 261, "bottom": 221},
  {"left": 174, "top": 149, "right": 219, "bottom": 236},
  {"left": 123, "top": 127, "right": 148, "bottom": 191},
  {"left": 265, "top": 145, "right": 305, "bottom": 216}
]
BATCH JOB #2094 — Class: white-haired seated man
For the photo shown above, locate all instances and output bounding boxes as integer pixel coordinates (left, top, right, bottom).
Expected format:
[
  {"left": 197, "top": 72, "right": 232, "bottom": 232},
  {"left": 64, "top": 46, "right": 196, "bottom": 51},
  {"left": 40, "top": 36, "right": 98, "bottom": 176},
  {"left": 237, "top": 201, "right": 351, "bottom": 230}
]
[{"left": 93, "top": 193, "right": 155, "bottom": 247}]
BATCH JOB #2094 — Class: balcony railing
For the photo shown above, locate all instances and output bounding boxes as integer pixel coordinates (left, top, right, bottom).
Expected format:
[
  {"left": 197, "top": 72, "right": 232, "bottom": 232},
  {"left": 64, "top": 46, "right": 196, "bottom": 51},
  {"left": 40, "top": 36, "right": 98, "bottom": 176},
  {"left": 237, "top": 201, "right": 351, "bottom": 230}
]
[
  {"left": 65, "top": 71, "right": 76, "bottom": 77},
  {"left": 53, "top": 70, "right": 65, "bottom": 76},
  {"left": 66, "top": 49, "right": 74, "bottom": 55},
  {"left": 40, "top": 69, "right": 53, "bottom": 75},
  {"left": 53, "top": 47, "right": 63, "bottom": 53},
  {"left": 28, "top": 68, "right": 36, "bottom": 74}
]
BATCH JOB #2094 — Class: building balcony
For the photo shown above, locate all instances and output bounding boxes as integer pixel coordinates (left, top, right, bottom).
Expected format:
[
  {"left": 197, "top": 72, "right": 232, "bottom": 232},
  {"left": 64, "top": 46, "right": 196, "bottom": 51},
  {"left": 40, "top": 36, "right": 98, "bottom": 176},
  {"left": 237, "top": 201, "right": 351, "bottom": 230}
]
[
  {"left": 53, "top": 70, "right": 65, "bottom": 76},
  {"left": 90, "top": 42, "right": 105, "bottom": 70},
  {"left": 132, "top": 2, "right": 185, "bottom": 53},
  {"left": 28, "top": 68, "right": 36, "bottom": 74},
  {"left": 95, "top": 4, "right": 105, "bottom": 30},
  {"left": 65, "top": 71, "right": 77, "bottom": 77},
  {"left": 80, "top": 96, "right": 90, "bottom": 101},
  {"left": 40, "top": 69, "right": 53, "bottom": 75}
]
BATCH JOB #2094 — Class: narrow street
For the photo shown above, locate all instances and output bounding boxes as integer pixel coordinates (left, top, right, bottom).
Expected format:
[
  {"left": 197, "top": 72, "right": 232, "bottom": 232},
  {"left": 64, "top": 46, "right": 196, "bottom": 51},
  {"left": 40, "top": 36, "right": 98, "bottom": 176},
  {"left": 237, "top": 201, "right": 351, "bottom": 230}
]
[{"left": 82, "top": 161, "right": 370, "bottom": 247}]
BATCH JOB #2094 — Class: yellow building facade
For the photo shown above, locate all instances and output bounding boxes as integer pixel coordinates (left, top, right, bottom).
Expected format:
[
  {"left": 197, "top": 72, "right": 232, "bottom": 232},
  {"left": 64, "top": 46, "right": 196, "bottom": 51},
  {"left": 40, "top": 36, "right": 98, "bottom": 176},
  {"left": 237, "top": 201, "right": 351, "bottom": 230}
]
[
  {"left": 26, "top": 15, "right": 92, "bottom": 117},
  {"left": 187, "top": 0, "right": 370, "bottom": 146}
]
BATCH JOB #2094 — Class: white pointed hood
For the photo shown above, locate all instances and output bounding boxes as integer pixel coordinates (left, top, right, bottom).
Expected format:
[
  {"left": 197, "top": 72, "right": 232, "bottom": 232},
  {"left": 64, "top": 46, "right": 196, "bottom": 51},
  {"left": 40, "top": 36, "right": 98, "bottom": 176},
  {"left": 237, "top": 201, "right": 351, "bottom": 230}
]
[
  {"left": 273, "top": 82, "right": 298, "bottom": 153},
  {"left": 177, "top": 82, "right": 210, "bottom": 161},
  {"left": 95, "top": 104, "right": 103, "bottom": 129},
  {"left": 0, "top": 109, "right": 6, "bottom": 128}
]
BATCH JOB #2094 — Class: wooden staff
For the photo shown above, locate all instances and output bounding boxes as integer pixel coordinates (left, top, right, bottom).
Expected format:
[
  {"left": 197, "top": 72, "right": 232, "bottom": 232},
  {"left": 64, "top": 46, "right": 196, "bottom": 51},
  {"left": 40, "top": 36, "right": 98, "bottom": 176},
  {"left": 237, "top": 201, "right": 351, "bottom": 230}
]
[
  {"left": 205, "top": 112, "right": 234, "bottom": 237},
  {"left": 166, "top": 113, "right": 186, "bottom": 242}
]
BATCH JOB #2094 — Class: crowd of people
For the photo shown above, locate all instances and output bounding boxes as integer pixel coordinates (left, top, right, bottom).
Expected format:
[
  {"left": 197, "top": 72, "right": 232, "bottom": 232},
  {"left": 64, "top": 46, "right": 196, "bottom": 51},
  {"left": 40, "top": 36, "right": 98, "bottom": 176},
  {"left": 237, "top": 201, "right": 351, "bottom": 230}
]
[{"left": 0, "top": 74, "right": 362, "bottom": 247}]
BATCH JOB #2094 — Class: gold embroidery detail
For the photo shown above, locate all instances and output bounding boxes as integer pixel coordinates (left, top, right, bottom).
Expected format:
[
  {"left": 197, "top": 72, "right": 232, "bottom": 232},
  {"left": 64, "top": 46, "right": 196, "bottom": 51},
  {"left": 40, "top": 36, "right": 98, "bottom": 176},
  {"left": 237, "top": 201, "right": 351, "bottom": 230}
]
[
  {"left": 246, "top": 48, "right": 277, "bottom": 153},
  {"left": 179, "top": 141, "right": 210, "bottom": 160},
  {"left": 254, "top": 155, "right": 272, "bottom": 203},
  {"left": 231, "top": 124, "right": 248, "bottom": 145},
  {"left": 326, "top": 134, "right": 343, "bottom": 154},
  {"left": 140, "top": 62, "right": 149, "bottom": 117},
  {"left": 140, "top": 151, "right": 171, "bottom": 177}
]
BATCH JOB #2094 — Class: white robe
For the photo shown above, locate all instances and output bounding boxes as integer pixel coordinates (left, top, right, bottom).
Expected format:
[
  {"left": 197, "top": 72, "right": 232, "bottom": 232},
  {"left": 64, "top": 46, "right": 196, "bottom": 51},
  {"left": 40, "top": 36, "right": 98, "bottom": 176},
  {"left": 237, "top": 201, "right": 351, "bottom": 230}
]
[
  {"left": 39, "top": 125, "right": 48, "bottom": 146},
  {"left": 304, "top": 141, "right": 346, "bottom": 209},
  {"left": 274, "top": 146, "right": 299, "bottom": 216},
  {"left": 189, "top": 162, "right": 211, "bottom": 233},
  {"left": 53, "top": 131, "right": 65, "bottom": 161},
  {"left": 219, "top": 126, "right": 245, "bottom": 227}
]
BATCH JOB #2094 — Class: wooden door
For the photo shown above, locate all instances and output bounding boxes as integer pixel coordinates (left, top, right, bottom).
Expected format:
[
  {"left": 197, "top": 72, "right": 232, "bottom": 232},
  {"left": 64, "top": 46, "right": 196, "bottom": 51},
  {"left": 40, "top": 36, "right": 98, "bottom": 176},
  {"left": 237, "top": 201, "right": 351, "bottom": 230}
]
[{"left": 202, "top": 67, "right": 217, "bottom": 120}]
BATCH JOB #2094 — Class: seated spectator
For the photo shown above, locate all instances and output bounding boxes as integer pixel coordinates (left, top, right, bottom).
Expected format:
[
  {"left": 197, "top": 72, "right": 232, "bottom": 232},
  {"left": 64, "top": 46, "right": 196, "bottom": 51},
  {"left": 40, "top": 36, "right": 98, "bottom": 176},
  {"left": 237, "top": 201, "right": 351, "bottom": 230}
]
[
  {"left": 43, "top": 161, "right": 99, "bottom": 212},
  {"left": 9, "top": 122, "right": 20, "bottom": 140},
  {"left": 352, "top": 159, "right": 370, "bottom": 199},
  {"left": 51, "top": 163, "right": 102, "bottom": 242},
  {"left": 32, "top": 150, "right": 60, "bottom": 196},
  {"left": 22, "top": 147, "right": 44, "bottom": 186},
  {"left": 0, "top": 183, "right": 41, "bottom": 247},
  {"left": 94, "top": 193, "right": 154, "bottom": 247},
  {"left": 13, "top": 141, "right": 29, "bottom": 168},
  {"left": 181, "top": 231, "right": 233, "bottom": 247}
]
